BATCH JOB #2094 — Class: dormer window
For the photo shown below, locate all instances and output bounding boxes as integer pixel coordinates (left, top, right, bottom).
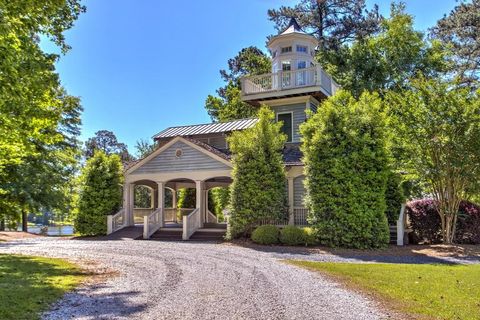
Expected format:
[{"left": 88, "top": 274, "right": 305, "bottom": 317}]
[
  {"left": 296, "top": 45, "right": 307, "bottom": 53},
  {"left": 281, "top": 46, "right": 292, "bottom": 54}
]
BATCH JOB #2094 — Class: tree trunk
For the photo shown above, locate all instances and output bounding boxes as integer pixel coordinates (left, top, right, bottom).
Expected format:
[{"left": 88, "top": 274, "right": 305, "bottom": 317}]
[{"left": 22, "top": 209, "right": 28, "bottom": 232}]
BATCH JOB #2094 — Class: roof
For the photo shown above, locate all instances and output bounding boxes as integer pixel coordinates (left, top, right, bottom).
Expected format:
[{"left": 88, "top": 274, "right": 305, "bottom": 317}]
[
  {"left": 282, "top": 143, "right": 303, "bottom": 166},
  {"left": 280, "top": 17, "right": 305, "bottom": 35},
  {"left": 153, "top": 118, "right": 258, "bottom": 139}
]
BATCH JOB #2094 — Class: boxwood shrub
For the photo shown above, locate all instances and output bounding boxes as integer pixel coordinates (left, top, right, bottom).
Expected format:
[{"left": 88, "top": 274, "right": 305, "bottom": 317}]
[
  {"left": 251, "top": 225, "right": 279, "bottom": 245},
  {"left": 407, "top": 199, "right": 480, "bottom": 244},
  {"left": 280, "top": 226, "right": 306, "bottom": 245}
]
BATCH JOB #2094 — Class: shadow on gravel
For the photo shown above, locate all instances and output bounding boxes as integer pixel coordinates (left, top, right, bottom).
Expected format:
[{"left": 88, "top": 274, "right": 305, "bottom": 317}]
[
  {"left": 46, "top": 285, "right": 147, "bottom": 319},
  {"left": 233, "top": 242, "right": 480, "bottom": 265}
]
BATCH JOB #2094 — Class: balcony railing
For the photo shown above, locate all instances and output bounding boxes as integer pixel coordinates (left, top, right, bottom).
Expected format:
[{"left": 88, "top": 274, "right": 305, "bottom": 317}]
[{"left": 241, "top": 66, "right": 339, "bottom": 98}]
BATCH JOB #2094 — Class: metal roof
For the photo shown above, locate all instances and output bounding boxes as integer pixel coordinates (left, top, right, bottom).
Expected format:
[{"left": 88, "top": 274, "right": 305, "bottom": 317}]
[
  {"left": 281, "top": 17, "right": 305, "bottom": 35},
  {"left": 153, "top": 118, "right": 258, "bottom": 139}
]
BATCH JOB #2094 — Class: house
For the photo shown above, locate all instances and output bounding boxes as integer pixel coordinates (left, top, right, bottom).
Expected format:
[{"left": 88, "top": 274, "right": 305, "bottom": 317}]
[{"left": 107, "top": 18, "right": 339, "bottom": 240}]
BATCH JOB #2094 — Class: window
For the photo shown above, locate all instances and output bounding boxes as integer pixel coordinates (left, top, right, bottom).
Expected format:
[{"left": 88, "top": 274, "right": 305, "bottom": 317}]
[
  {"left": 297, "top": 61, "right": 306, "bottom": 69},
  {"left": 277, "top": 113, "right": 293, "bottom": 142},
  {"left": 296, "top": 45, "right": 307, "bottom": 53},
  {"left": 281, "top": 46, "right": 292, "bottom": 54},
  {"left": 271, "top": 50, "right": 277, "bottom": 58},
  {"left": 282, "top": 61, "right": 291, "bottom": 71}
]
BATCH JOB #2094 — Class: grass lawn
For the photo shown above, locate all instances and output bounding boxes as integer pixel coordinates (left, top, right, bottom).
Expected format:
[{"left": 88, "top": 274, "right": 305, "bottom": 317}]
[
  {"left": 288, "top": 260, "right": 480, "bottom": 320},
  {"left": 0, "top": 254, "right": 86, "bottom": 320}
]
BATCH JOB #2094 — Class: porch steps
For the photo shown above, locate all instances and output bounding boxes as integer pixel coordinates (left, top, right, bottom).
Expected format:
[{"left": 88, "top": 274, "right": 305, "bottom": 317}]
[
  {"left": 104, "top": 226, "right": 143, "bottom": 240},
  {"left": 389, "top": 225, "right": 397, "bottom": 244},
  {"left": 190, "top": 229, "right": 226, "bottom": 242},
  {"left": 150, "top": 229, "right": 183, "bottom": 241},
  {"left": 203, "top": 223, "right": 227, "bottom": 230}
]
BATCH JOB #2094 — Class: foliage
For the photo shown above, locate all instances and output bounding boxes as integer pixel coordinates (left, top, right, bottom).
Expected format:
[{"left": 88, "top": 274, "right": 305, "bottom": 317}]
[
  {"left": 251, "top": 225, "right": 279, "bottom": 245},
  {"left": 0, "top": 254, "right": 86, "bottom": 320},
  {"left": 279, "top": 225, "right": 306, "bottom": 246},
  {"left": 300, "top": 91, "right": 390, "bottom": 249},
  {"left": 134, "top": 186, "right": 152, "bottom": 208},
  {"left": 268, "top": 0, "right": 381, "bottom": 51},
  {"left": 205, "top": 47, "right": 271, "bottom": 122},
  {"left": 407, "top": 199, "right": 480, "bottom": 245},
  {"left": 75, "top": 152, "right": 123, "bottom": 236},
  {"left": 322, "top": 4, "right": 449, "bottom": 98},
  {"left": 288, "top": 261, "right": 480, "bottom": 320},
  {"left": 134, "top": 138, "right": 156, "bottom": 159},
  {"left": 227, "top": 107, "right": 287, "bottom": 238},
  {"left": 177, "top": 188, "right": 196, "bottom": 209},
  {"left": 0, "top": 1, "right": 84, "bottom": 230},
  {"left": 387, "top": 76, "right": 480, "bottom": 244},
  {"left": 431, "top": 0, "right": 480, "bottom": 87},
  {"left": 385, "top": 171, "right": 406, "bottom": 224},
  {"left": 302, "top": 227, "right": 317, "bottom": 246},
  {"left": 84, "top": 130, "right": 133, "bottom": 162},
  {"left": 208, "top": 187, "right": 230, "bottom": 222}
]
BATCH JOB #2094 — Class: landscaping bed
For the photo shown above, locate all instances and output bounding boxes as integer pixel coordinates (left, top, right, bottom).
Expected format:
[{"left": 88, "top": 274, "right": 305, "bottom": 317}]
[
  {"left": 288, "top": 261, "right": 480, "bottom": 319},
  {"left": 0, "top": 231, "right": 41, "bottom": 242}
]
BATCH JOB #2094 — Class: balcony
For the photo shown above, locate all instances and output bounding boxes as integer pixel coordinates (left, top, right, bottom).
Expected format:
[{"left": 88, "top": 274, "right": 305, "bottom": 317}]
[{"left": 241, "top": 66, "right": 340, "bottom": 103}]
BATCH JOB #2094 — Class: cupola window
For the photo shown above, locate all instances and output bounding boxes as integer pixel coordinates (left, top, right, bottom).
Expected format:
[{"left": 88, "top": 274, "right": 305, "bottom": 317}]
[
  {"left": 296, "top": 45, "right": 307, "bottom": 53},
  {"left": 281, "top": 46, "right": 292, "bottom": 54}
]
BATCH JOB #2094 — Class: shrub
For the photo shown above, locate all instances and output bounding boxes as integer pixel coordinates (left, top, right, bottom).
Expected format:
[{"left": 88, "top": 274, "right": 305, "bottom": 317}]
[
  {"left": 303, "top": 227, "right": 317, "bottom": 246},
  {"left": 251, "top": 225, "right": 279, "bottom": 245},
  {"left": 385, "top": 171, "right": 406, "bottom": 224},
  {"left": 280, "top": 226, "right": 306, "bottom": 245},
  {"left": 407, "top": 199, "right": 480, "bottom": 244},
  {"left": 228, "top": 107, "right": 287, "bottom": 238},
  {"left": 75, "top": 152, "right": 123, "bottom": 236},
  {"left": 300, "top": 91, "right": 390, "bottom": 249}
]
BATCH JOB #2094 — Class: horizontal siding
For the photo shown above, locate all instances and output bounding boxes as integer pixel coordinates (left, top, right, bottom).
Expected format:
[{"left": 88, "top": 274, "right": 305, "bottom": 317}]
[
  {"left": 273, "top": 103, "right": 307, "bottom": 143},
  {"left": 293, "top": 175, "right": 306, "bottom": 207},
  {"left": 133, "top": 141, "right": 230, "bottom": 174}
]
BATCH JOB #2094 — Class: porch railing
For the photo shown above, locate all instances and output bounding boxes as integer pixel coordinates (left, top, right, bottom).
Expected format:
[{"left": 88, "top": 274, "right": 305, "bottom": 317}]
[
  {"left": 107, "top": 208, "right": 126, "bottom": 235},
  {"left": 133, "top": 208, "right": 154, "bottom": 224},
  {"left": 164, "top": 208, "right": 195, "bottom": 224},
  {"left": 293, "top": 207, "right": 308, "bottom": 226},
  {"left": 143, "top": 208, "right": 163, "bottom": 239},
  {"left": 206, "top": 210, "right": 217, "bottom": 223},
  {"left": 183, "top": 208, "right": 201, "bottom": 240},
  {"left": 241, "top": 66, "right": 340, "bottom": 97}
]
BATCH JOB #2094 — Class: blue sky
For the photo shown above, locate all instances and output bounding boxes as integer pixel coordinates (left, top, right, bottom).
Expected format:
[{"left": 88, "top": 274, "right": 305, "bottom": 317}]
[{"left": 45, "top": 0, "right": 459, "bottom": 155}]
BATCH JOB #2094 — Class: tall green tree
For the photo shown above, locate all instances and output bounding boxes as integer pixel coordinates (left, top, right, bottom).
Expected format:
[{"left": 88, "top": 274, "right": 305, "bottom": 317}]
[
  {"left": 227, "top": 106, "right": 287, "bottom": 238},
  {"left": 75, "top": 152, "right": 124, "bottom": 236},
  {"left": 431, "top": 0, "right": 480, "bottom": 88},
  {"left": 0, "top": 0, "right": 85, "bottom": 230},
  {"left": 135, "top": 138, "right": 156, "bottom": 158},
  {"left": 322, "top": 3, "right": 449, "bottom": 98},
  {"left": 84, "top": 130, "right": 133, "bottom": 162},
  {"left": 387, "top": 76, "right": 480, "bottom": 244},
  {"left": 205, "top": 46, "right": 271, "bottom": 122},
  {"left": 300, "top": 91, "right": 390, "bottom": 249},
  {"left": 268, "top": 0, "right": 381, "bottom": 52}
]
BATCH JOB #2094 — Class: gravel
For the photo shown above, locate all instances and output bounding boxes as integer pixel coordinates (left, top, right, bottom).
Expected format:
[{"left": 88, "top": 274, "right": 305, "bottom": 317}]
[{"left": 0, "top": 238, "right": 397, "bottom": 320}]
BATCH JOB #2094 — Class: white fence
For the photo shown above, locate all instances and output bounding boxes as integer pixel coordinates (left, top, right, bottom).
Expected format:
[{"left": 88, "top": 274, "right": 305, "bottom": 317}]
[
  {"left": 107, "top": 208, "right": 126, "bottom": 235},
  {"left": 183, "top": 208, "right": 201, "bottom": 240}
]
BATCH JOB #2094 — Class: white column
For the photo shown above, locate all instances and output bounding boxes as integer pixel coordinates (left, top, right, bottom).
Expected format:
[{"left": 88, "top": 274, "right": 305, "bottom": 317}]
[
  {"left": 288, "top": 177, "right": 294, "bottom": 225},
  {"left": 157, "top": 181, "right": 165, "bottom": 227},
  {"left": 195, "top": 180, "right": 205, "bottom": 226},
  {"left": 128, "top": 183, "right": 135, "bottom": 226}
]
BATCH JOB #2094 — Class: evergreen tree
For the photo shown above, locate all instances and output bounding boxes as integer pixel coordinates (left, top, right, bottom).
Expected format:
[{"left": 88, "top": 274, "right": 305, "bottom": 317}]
[
  {"left": 227, "top": 107, "right": 287, "bottom": 238},
  {"left": 300, "top": 91, "right": 390, "bottom": 248},
  {"left": 75, "top": 152, "right": 124, "bottom": 236},
  {"left": 84, "top": 130, "right": 133, "bottom": 162}
]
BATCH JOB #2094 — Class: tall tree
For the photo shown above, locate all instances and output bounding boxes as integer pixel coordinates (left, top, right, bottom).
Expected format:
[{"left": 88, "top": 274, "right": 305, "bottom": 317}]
[
  {"left": 387, "top": 76, "right": 480, "bottom": 244},
  {"left": 431, "top": 0, "right": 480, "bottom": 88},
  {"left": 134, "top": 138, "right": 156, "bottom": 158},
  {"left": 0, "top": 0, "right": 85, "bottom": 229},
  {"left": 205, "top": 46, "right": 271, "bottom": 122},
  {"left": 300, "top": 91, "right": 391, "bottom": 249},
  {"left": 227, "top": 106, "right": 287, "bottom": 238},
  {"left": 267, "top": 0, "right": 381, "bottom": 51},
  {"left": 84, "top": 130, "right": 133, "bottom": 162},
  {"left": 322, "top": 3, "right": 449, "bottom": 98}
]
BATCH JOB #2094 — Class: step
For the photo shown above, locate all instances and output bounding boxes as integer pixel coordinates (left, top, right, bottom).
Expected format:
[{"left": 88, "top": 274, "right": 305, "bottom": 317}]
[
  {"left": 203, "top": 223, "right": 227, "bottom": 230},
  {"left": 189, "top": 230, "right": 226, "bottom": 241}
]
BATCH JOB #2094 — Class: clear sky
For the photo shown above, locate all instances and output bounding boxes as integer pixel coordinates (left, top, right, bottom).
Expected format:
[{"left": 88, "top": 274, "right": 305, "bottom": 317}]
[{"left": 44, "top": 0, "right": 459, "bottom": 155}]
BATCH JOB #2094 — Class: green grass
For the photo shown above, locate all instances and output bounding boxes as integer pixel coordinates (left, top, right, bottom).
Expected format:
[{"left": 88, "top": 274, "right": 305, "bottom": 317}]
[
  {"left": 0, "top": 254, "right": 86, "bottom": 320},
  {"left": 288, "top": 260, "right": 480, "bottom": 320}
]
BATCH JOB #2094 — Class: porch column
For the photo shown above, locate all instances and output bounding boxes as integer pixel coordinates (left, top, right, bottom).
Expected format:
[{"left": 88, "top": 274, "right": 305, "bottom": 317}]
[
  {"left": 288, "top": 177, "right": 294, "bottom": 225},
  {"left": 156, "top": 181, "right": 165, "bottom": 227},
  {"left": 195, "top": 180, "right": 205, "bottom": 225},
  {"left": 128, "top": 183, "right": 135, "bottom": 226},
  {"left": 172, "top": 189, "right": 177, "bottom": 209}
]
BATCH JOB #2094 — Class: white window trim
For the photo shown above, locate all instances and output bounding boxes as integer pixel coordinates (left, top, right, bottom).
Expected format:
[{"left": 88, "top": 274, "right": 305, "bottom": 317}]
[{"left": 276, "top": 111, "right": 294, "bottom": 143}]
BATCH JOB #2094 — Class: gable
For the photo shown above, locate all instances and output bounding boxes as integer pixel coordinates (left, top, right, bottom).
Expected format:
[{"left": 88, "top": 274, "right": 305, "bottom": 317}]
[{"left": 132, "top": 141, "right": 230, "bottom": 174}]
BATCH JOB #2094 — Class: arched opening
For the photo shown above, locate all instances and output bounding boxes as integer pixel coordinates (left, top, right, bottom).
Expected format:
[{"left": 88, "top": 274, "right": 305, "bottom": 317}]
[
  {"left": 164, "top": 178, "right": 196, "bottom": 226},
  {"left": 205, "top": 176, "right": 232, "bottom": 225},
  {"left": 132, "top": 179, "right": 157, "bottom": 225}
]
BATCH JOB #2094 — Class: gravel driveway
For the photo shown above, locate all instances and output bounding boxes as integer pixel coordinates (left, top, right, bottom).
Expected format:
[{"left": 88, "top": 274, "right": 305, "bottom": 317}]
[{"left": 0, "top": 238, "right": 394, "bottom": 320}]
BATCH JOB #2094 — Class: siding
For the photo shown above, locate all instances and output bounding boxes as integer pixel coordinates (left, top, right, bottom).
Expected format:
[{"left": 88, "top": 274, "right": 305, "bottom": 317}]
[
  {"left": 293, "top": 175, "right": 306, "bottom": 207},
  {"left": 133, "top": 141, "right": 230, "bottom": 174},
  {"left": 310, "top": 101, "right": 318, "bottom": 114},
  {"left": 273, "top": 103, "right": 307, "bottom": 143}
]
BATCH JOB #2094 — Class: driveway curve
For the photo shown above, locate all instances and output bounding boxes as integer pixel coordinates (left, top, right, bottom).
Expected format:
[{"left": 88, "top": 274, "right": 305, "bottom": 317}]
[{"left": 0, "top": 238, "right": 389, "bottom": 320}]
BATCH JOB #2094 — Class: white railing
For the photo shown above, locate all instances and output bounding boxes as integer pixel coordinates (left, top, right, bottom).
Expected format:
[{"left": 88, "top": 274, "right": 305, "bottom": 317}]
[
  {"left": 183, "top": 208, "right": 201, "bottom": 240},
  {"left": 133, "top": 208, "right": 154, "bottom": 224},
  {"left": 164, "top": 208, "right": 195, "bottom": 224},
  {"left": 107, "top": 208, "right": 126, "bottom": 235},
  {"left": 241, "top": 66, "right": 340, "bottom": 97},
  {"left": 143, "top": 208, "right": 163, "bottom": 239},
  {"left": 206, "top": 210, "right": 217, "bottom": 223},
  {"left": 293, "top": 207, "right": 308, "bottom": 226}
]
